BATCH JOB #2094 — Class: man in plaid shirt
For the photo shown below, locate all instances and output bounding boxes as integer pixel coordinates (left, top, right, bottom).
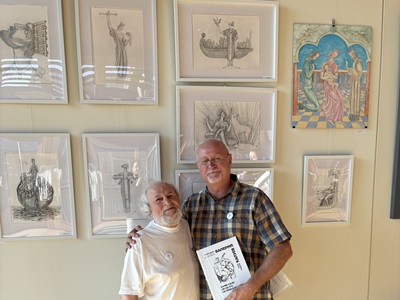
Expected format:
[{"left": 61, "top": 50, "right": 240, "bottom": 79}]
[
  {"left": 127, "top": 138, "right": 292, "bottom": 299},
  {"left": 185, "top": 139, "right": 292, "bottom": 299}
]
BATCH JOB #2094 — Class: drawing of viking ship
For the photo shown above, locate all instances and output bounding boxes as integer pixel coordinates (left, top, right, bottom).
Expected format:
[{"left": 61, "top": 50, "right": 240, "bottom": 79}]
[
  {"left": 16, "top": 159, "right": 54, "bottom": 211},
  {"left": 17, "top": 173, "right": 54, "bottom": 210},
  {"left": 199, "top": 32, "right": 253, "bottom": 66}
]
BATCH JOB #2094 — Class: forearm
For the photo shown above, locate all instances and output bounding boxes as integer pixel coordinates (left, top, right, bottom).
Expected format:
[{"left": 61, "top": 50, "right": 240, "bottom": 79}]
[
  {"left": 120, "top": 295, "right": 138, "bottom": 300},
  {"left": 246, "top": 240, "right": 293, "bottom": 293}
]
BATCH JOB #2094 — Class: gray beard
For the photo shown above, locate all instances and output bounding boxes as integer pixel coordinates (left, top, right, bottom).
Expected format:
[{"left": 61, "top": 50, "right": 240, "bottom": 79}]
[{"left": 161, "top": 209, "right": 182, "bottom": 227}]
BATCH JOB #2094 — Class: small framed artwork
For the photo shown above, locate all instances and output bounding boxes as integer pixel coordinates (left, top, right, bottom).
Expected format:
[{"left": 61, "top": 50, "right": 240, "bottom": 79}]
[
  {"left": 82, "top": 133, "right": 161, "bottom": 237},
  {"left": 177, "top": 85, "right": 277, "bottom": 163},
  {"left": 0, "top": 133, "right": 76, "bottom": 240},
  {"left": 0, "top": 0, "right": 68, "bottom": 104},
  {"left": 174, "top": 0, "right": 279, "bottom": 82},
  {"left": 302, "top": 155, "right": 354, "bottom": 225},
  {"left": 175, "top": 168, "right": 274, "bottom": 201},
  {"left": 75, "top": 0, "right": 158, "bottom": 104}
]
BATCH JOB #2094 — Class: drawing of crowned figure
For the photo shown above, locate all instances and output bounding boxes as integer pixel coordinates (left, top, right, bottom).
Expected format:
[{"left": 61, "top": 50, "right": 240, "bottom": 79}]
[
  {"left": 320, "top": 49, "right": 344, "bottom": 124},
  {"left": 299, "top": 51, "right": 320, "bottom": 111},
  {"left": 105, "top": 10, "right": 132, "bottom": 78},
  {"left": 214, "top": 19, "right": 238, "bottom": 67}
]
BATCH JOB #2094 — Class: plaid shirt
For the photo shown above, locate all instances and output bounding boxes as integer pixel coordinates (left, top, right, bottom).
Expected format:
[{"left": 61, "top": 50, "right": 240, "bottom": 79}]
[{"left": 182, "top": 174, "right": 292, "bottom": 300}]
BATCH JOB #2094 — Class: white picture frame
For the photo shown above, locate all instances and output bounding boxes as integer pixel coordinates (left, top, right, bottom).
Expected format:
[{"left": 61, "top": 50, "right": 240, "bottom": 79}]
[
  {"left": 177, "top": 85, "right": 277, "bottom": 163},
  {"left": 174, "top": 0, "right": 279, "bottom": 82},
  {"left": 175, "top": 168, "right": 274, "bottom": 201},
  {"left": 0, "top": 133, "right": 76, "bottom": 240},
  {"left": 302, "top": 155, "right": 354, "bottom": 225},
  {"left": 0, "top": 0, "right": 68, "bottom": 103},
  {"left": 75, "top": 0, "right": 158, "bottom": 104},
  {"left": 82, "top": 133, "right": 161, "bottom": 237}
]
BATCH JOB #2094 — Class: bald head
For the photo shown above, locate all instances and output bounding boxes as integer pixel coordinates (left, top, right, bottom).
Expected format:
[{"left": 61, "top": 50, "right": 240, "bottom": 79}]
[{"left": 196, "top": 139, "right": 229, "bottom": 160}]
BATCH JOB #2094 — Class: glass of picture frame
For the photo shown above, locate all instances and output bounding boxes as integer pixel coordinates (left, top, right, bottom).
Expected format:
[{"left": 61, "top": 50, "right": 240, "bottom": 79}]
[
  {"left": 174, "top": 0, "right": 279, "bottom": 82},
  {"left": 0, "top": 0, "right": 68, "bottom": 103},
  {"left": 175, "top": 168, "right": 274, "bottom": 201},
  {"left": 177, "top": 85, "right": 277, "bottom": 163},
  {"left": 0, "top": 133, "right": 76, "bottom": 240},
  {"left": 302, "top": 155, "right": 354, "bottom": 225},
  {"left": 82, "top": 133, "right": 161, "bottom": 237},
  {"left": 75, "top": 0, "right": 158, "bottom": 104}
]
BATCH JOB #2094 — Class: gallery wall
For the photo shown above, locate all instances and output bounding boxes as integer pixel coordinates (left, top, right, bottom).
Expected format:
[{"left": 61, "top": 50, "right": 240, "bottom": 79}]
[{"left": 0, "top": 0, "right": 399, "bottom": 299}]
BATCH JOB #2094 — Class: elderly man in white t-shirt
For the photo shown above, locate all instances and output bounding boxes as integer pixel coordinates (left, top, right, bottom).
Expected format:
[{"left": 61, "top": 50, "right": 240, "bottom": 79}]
[{"left": 118, "top": 181, "right": 199, "bottom": 300}]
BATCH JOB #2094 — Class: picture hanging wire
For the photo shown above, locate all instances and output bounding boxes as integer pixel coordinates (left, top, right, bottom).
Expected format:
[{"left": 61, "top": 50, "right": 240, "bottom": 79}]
[{"left": 330, "top": 19, "right": 337, "bottom": 33}]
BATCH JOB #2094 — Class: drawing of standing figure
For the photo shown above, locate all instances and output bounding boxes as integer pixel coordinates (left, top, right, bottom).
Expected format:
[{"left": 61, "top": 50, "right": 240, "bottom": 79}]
[
  {"left": 346, "top": 48, "right": 363, "bottom": 121},
  {"left": 299, "top": 51, "right": 320, "bottom": 111},
  {"left": 214, "top": 19, "right": 238, "bottom": 67},
  {"left": 104, "top": 10, "right": 132, "bottom": 78},
  {"left": 113, "top": 163, "right": 135, "bottom": 213},
  {"left": 320, "top": 49, "right": 344, "bottom": 124}
]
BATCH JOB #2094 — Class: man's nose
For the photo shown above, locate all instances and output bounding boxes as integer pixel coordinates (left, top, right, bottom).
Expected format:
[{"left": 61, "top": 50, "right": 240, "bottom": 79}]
[{"left": 162, "top": 197, "right": 172, "bottom": 204}]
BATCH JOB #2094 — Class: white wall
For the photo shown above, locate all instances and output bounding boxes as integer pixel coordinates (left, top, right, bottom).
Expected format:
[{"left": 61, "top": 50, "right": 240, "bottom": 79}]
[{"left": 0, "top": 0, "right": 399, "bottom": 299}]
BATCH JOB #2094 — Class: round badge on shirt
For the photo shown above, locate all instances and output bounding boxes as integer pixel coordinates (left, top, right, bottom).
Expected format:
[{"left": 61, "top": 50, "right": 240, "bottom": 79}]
[
  {"left": 164, "top": 252, "right": 173, "bottom": 261},
  {"left": 227, "top": 212, "right": 233, "bottom": 220}
]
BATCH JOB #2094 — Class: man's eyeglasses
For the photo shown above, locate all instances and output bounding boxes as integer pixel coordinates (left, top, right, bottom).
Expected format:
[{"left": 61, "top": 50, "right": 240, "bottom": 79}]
[{"left": 197, "top": 154, "right": 230, "bottom": 167}]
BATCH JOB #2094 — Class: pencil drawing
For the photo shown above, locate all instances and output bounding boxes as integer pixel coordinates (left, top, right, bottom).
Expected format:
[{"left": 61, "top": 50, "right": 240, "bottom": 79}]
[
  {"left": 14, "top": 158, "right": 57, "bottom": 222},
  {"left": 199, "top": 18, "right": 253, "bottom": 68},
  {"left": 100, "top": 10, "right": 132, "bottom": 78}
]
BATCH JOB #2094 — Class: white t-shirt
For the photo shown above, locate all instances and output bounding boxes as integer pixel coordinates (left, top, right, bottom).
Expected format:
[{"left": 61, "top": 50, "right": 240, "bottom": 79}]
[{"left": 119, "top": 219, "right": 199, "bottom": 299}]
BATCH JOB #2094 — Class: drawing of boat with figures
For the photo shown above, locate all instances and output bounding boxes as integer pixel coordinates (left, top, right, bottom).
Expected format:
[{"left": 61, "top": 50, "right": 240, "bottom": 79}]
[{"left": 199, "top": 31, "right": 253, "bottom": 67}]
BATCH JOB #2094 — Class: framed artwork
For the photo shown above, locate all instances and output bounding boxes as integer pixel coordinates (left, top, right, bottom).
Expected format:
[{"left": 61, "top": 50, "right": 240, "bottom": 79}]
[
  {"left": 391, "top": 88, "right": 400, "bottom": 219},
  {"left": 75, "top": 0, "right": 158, "bottom": 104},
  {"left": 177, "top": 85, "right": 276, "bottom": 163},
  {"left": 292, "top": 23, "right": 372, "bottom": 129},
  {"left": 0, "top": 0, "right": 68, "bottom": 104},
  {"left": 0, "top": 133, "right": 76, "bottom": 240},
  {"left": 175, "top": 168, "right": 274, "bottom": 202},
  {"left": 174, "top": 0, "right": 278, "bottom": 82},
  {"left": 302, "top": 155, "right": 354, "bottom": 225},
  {"left": 82, "top": 133, "right": 161, "bottom": 237}
]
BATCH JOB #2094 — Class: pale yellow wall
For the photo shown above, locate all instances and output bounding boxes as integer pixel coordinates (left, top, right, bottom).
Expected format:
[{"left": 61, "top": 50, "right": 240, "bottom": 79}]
[{"left": 0, "top": 0, "right": 399, "bottom": 299}]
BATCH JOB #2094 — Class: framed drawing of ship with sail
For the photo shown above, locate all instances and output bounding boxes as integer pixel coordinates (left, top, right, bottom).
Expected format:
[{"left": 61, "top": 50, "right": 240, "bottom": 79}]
[
  {"left": 0, "top": 133, "right": 76, "bottom": 240},
  {"left": 0, "top": 0, "right": 67, "bottom": 103},
  {"left": 174, "top": 0, "right": 278, "bottom": 82}
]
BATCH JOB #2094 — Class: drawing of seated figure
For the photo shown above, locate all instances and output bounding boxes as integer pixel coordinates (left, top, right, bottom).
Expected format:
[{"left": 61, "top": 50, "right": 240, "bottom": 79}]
[
  {"left": 205, "top": 109, "right": 238, "bottom": 147},
  {"left": 317, "top": 170, "right": 339, "bottom": 209}
]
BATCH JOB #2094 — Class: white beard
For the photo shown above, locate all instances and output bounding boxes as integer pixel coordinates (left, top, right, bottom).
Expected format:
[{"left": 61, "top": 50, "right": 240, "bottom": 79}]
[{"left": 161, "top": 208, "right": 182, "bottom": 227}]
